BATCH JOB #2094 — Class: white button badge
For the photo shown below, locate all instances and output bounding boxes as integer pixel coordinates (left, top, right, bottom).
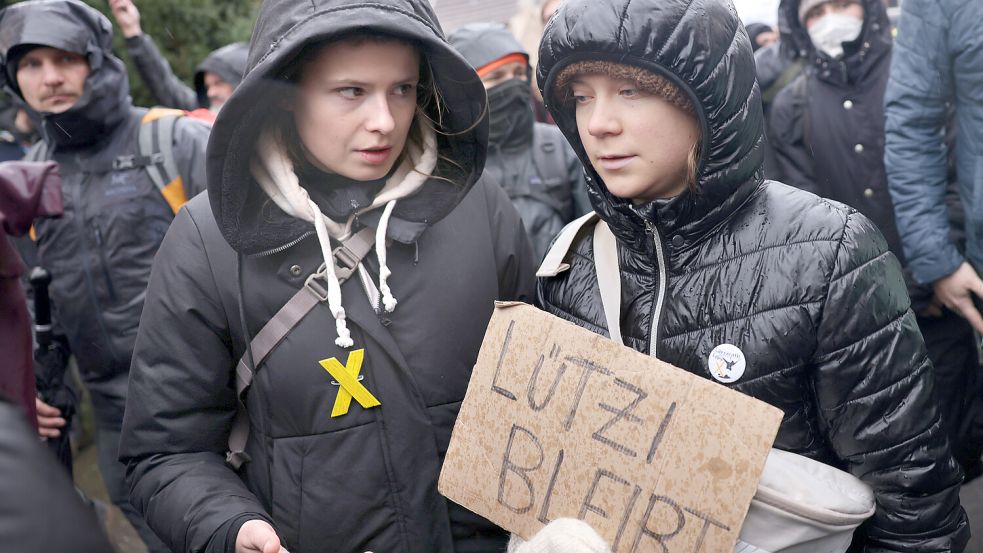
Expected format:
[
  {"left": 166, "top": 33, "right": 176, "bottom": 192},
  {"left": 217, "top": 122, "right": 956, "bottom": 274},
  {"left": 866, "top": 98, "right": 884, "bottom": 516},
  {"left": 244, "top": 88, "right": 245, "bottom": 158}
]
[{"left": 708, "top": 344, "right": 747, "bottom": 384}]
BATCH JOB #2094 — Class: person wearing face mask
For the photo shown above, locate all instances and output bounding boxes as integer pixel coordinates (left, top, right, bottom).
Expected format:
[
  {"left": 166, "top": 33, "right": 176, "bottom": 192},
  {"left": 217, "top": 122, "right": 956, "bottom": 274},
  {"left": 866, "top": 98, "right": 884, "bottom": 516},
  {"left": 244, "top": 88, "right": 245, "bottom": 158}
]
[
  {"left": 449, "top": 23, "right": 590, "bottom": 260},
  {"left": 768, "top": 0, "right": 983, "bottom": 482}
]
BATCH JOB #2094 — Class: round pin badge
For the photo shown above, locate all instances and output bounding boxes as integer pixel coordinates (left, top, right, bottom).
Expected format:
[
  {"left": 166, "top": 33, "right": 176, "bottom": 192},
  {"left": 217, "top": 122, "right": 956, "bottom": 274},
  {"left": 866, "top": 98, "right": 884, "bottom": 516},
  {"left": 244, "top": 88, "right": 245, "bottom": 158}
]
[{"left": 708, "top": 344, "right": 746, "bottom": 384}]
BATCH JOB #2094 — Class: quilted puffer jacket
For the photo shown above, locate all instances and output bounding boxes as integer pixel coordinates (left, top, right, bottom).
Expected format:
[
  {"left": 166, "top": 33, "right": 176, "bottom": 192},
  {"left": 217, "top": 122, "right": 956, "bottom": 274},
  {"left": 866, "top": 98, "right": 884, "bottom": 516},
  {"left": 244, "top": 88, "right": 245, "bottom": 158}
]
[{"left": 535, "top": 0, "right": 969, "bottom": 550}]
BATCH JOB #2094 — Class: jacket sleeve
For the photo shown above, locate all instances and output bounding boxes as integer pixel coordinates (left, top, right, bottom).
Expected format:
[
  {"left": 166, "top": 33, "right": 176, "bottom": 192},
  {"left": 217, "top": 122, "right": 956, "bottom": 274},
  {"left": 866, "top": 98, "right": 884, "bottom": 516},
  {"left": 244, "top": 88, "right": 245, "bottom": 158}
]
[
  {"left": 811, "top": 211, "right": 969, "bottom": 552},
  {"left": 172, "top": 116, "right": 211, "bottom": 198},
  {"left": 0, "top": 401, "right": 115, "bottom": 553},
  {"left": 767, "top": 80, "right": 818, "bottom": 195},
  {"left": 883, "top": 0, "right": 962, "bottom": 284},
  {"left": 125, "top": 34, "right": 199, "bottom": 110},
  {"left": 483, "top": 176, "right": 537, "bottom": 302},
  {"left": 119, "top": 206, "right": 271, "bottom": 553}
]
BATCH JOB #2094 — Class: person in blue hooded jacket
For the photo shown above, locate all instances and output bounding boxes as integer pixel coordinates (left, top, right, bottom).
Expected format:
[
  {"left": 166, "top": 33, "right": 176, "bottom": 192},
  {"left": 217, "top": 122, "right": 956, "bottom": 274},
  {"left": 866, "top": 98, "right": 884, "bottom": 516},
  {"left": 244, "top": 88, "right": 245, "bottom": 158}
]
[{"left": 885, "top": 0, "right": 983, "bottom": 340}]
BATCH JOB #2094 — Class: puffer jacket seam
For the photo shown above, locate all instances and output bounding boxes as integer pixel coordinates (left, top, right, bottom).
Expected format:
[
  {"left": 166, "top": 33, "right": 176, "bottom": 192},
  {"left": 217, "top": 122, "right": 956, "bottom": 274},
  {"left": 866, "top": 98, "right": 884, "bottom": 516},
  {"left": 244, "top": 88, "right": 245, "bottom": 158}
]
[
  {"left": 734, "top": 360, "right": 808, "bottom": 386},
  {"left": 852, "top": 409, "right": 944, "bottom": 460},
  {"left": 811, "top": 211, "right": 853, "bottom": 349},
  {"left": 256, "top": 4, "right": 442, "bottom": 67},
  {"left": 655, "top": 0, "right": 698, "bottom": 62},
  {"left": 674, "top": 238, "right": 840, "bottom": 275},
  {"left": 829, "top": 250, "right": 892, "bottom": 283},
  {"left": 540, "top": 302, "right": 605, "bottom": 332},
  {"left": 820, "top": 354, "right": 930, "bottom": 411},
  {"left": 614, "top": 0, "right": 636, "bottom": 49},
  {"left": 813, "top": 308, "right": 909, "bottom": 362},
  {"left": 662, "top": 299, "right": 821, "bottom": 340}
]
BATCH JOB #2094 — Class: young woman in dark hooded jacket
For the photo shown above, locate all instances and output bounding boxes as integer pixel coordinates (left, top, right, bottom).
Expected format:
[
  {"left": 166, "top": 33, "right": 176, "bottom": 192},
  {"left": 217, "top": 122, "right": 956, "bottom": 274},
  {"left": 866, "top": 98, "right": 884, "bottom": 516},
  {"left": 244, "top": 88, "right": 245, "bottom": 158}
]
[
  {"left": 117, "top": 1, "right": 536, "bottom": 552},
  {"left": 531, "top": 0, "right": 969, "bottom": 550}
]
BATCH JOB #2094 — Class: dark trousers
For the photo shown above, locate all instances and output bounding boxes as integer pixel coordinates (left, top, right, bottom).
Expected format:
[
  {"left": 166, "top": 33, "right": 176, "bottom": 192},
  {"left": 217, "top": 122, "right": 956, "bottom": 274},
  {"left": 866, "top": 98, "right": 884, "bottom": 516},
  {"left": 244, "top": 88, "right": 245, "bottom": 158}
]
[
  {"left": 918, "top": 309, "right": 983, "bottom": 480},
  {"left": 87, "top": 373, "right": 172, "bottom": 553}
]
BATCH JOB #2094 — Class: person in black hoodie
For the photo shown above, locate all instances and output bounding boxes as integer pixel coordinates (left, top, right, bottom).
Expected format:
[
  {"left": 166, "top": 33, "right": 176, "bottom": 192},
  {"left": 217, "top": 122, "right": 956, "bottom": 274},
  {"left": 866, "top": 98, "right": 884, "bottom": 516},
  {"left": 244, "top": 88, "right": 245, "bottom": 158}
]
[
  {"left": 768, "top": 0, "right": 983, "bottom": 480},
  {"left": 118, "top": 1, "right": 536, "bottom": 552},
  {"left": 533, "top": 0, "right": 969, "bottom": 549}
]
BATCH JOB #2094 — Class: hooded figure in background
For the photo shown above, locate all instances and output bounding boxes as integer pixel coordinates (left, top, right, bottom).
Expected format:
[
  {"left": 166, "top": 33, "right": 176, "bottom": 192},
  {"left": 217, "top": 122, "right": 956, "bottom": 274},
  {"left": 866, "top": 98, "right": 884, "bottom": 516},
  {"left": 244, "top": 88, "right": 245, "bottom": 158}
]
[
  {"left": 110, "top": 0, "right": 247, "bottom": 112},
  {"left": 449, "top": 23, "right": 589, "bottom": 260},
  {"left": 769, "top": 0, "right": 983, "bottom": 481},
  {"left": 0, "top": 2, "right": 210, "bottom": 551},
  {"left": 118, "top": 0, "right": 536, "bottom": 552},
  {"left": 534, "top": 0, "right": 969, "bottom": 549}
]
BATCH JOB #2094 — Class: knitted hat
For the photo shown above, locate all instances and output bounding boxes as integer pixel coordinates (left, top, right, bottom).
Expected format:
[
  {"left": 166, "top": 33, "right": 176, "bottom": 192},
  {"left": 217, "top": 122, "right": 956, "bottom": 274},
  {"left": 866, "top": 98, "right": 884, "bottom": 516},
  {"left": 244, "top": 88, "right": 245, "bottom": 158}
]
[
  {"left": 798, "top": 0, "right": 829, "bottom": 23},
  {"left": 554, "top": 60, "right": 695, "bottom": 115}
]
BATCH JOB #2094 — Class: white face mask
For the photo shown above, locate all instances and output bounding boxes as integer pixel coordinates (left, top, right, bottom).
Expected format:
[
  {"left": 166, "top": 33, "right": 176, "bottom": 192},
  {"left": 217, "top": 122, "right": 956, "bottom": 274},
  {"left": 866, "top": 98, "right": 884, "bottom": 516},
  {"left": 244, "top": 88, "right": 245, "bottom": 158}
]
[{"left": 808, "top": 13, "right": 863, "bottom": 59}]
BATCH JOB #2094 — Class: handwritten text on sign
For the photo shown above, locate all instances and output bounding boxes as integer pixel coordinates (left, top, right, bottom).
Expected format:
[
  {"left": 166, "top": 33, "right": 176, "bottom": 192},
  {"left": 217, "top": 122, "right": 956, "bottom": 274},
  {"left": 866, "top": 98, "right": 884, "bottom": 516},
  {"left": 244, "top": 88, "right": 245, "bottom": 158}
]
[{"left": 438, "top": 303, "right": 782, "bottom": 553}]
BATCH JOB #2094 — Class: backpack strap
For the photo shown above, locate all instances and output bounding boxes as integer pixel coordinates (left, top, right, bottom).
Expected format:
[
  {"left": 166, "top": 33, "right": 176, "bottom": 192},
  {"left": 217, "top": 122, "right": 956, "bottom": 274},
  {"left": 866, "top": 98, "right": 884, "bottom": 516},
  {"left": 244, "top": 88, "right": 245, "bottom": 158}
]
[
  {"left": 226, "top": 226, "right": 376, "bottom": 470},
  {"left": 592, "top": 220, "right": 623, "bottom": 345},
  {"left": 537, "top": 211, "right": 598, "bottom": 277},
  {"left": 139, "top": 108, "right": 187, "bottom": 215}
]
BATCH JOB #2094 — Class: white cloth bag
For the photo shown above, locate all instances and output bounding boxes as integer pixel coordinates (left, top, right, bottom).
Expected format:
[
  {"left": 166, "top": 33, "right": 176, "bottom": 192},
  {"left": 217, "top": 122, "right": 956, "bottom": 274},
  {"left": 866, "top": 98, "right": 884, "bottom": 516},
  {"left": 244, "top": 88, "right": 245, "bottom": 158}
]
[{"left": 736, "top": 448, "right": 875, "bottom": 553}]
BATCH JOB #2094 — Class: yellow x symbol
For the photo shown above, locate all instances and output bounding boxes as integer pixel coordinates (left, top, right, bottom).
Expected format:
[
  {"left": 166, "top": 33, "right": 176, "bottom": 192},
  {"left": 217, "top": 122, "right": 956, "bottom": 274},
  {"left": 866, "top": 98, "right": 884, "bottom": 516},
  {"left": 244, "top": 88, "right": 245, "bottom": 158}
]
[{"left": 319, "top": 349, "right": 381, "bottom": 418}]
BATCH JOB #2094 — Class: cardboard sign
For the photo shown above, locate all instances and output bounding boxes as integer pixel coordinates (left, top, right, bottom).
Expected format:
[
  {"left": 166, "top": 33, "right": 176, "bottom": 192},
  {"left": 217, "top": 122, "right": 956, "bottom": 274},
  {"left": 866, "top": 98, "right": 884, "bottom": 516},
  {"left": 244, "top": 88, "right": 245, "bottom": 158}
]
[{"left": 439, "top": 303, "right": 783, "bottom": 553}]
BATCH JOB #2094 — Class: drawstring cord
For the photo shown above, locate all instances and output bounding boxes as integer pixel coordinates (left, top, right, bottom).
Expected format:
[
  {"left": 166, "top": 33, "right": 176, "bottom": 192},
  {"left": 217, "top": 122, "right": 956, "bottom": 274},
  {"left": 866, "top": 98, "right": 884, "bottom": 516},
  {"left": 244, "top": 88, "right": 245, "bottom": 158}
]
[
  {"left": 376, "top": 200, "right": 398, "bottom": 313},
  {"left": 308, "top": 198, "right": 354, "bottom": 348}
]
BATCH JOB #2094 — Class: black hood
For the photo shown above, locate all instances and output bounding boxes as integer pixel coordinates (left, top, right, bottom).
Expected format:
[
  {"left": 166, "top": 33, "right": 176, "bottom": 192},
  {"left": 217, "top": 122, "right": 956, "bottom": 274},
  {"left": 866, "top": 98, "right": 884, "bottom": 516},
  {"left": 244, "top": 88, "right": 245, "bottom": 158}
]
[
  {"left": 207, "top": 0, "right": 488, "bottom": 254},
  {"left": 537, "top": 0, "right": 764, "bottom": 248},
  {"left": 0, "top": 0, "right": 131, "bottom": 149},
  {"left": 193, "top": 42, "right": 248, "bottom": 106},
  {"left": 447, "top": 22, "right": 528, "bottom": 71},
  {"left": 778, "top": 0, "right": 892, "bottom": 86}
]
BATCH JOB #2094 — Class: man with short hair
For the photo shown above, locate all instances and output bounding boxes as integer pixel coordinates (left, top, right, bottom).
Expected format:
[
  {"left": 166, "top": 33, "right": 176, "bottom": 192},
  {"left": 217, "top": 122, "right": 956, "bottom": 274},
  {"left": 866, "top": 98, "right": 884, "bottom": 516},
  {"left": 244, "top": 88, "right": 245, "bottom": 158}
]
[
  {"left": 0, "top": 1, "right": 209, "bottom": 550},
  {"left": 109, "top": 0, "right": 246, "bottom": 112}
]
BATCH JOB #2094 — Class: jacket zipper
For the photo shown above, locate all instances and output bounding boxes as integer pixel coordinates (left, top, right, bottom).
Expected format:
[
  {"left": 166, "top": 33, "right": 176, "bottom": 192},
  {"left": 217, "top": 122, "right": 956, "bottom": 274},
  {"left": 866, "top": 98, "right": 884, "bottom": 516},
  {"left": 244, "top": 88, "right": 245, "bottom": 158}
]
[
  {"left": 72, "top": 174, "right": 120, "bottom": 366},
  {"left": 93, "top": 224, "right": 117, "bottom": 300},
  {"left": 252, "top": 232, "right": 315, "bottom": 257},
  {"left": 645, "top": 221, "right": 669, "bottom": 358}
]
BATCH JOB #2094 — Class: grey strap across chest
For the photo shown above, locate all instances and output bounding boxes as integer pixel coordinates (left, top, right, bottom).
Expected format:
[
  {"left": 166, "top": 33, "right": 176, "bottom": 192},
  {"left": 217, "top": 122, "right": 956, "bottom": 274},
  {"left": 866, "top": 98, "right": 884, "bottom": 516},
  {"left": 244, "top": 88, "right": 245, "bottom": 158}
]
[{"left": 226, "top": 226, "right": 375, "bottom": 469}]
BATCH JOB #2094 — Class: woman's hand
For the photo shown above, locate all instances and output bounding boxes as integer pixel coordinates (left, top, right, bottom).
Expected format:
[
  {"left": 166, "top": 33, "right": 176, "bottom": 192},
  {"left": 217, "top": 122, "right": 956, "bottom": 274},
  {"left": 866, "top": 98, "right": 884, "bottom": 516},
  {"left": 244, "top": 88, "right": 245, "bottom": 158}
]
[
  {"left": 35, "top": 397, "right": 65, "bottom": 440},
  {"left": 236, "top": 520, "right": 289, "bottom": 553},
  {"left": 507, "top": 518, "right": 611, "bottom": 553}
]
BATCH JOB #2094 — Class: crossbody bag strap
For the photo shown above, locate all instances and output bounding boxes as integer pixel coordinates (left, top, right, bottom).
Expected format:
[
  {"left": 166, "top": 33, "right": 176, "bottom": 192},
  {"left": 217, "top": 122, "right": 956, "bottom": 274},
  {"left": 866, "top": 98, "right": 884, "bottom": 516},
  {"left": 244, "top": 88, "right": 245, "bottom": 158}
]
[
  {"left": 592, "top": 220, "right": 623, "bottom": 345},
  {"left": 226, "top": 226, "right": 376, "bottom": 469}
]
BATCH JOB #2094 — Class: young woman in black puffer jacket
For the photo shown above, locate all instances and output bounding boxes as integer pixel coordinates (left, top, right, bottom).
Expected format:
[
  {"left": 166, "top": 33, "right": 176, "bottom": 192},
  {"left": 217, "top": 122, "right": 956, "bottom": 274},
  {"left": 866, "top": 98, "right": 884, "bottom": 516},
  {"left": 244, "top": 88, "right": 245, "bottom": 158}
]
[{"left": 530, "top": 0, "right": 969, "bottom": 550}]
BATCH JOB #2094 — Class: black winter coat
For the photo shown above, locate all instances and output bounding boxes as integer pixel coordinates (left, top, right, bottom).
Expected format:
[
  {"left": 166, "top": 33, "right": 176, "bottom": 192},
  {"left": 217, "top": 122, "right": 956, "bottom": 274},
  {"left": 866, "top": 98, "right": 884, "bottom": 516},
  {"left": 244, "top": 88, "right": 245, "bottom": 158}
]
[
  {"left": 769, "top": 0, "right": 904, "bottom": 264},
  {"left": 0, "top": 400, "right": 115, "bottom": 553},
  {"left": 0, "top": 1, "right": 210, "bottom": 390},
  {"left": 535, "top": 0, "right": 969, "bottom": 550},
  {"left": 119, "top": 1, "right": 536, "bottom": 553}
]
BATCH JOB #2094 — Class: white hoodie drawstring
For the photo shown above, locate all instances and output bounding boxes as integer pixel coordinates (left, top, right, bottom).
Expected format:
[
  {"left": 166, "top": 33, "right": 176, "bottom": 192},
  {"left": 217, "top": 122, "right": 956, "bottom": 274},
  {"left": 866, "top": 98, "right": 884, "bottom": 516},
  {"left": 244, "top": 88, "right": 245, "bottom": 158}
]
[
  {"left": 308, "top": 198, "right": 354, "bottom": 348},
  {"left": 376, "top": 200, "right": 398, "bottom": 313}
]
